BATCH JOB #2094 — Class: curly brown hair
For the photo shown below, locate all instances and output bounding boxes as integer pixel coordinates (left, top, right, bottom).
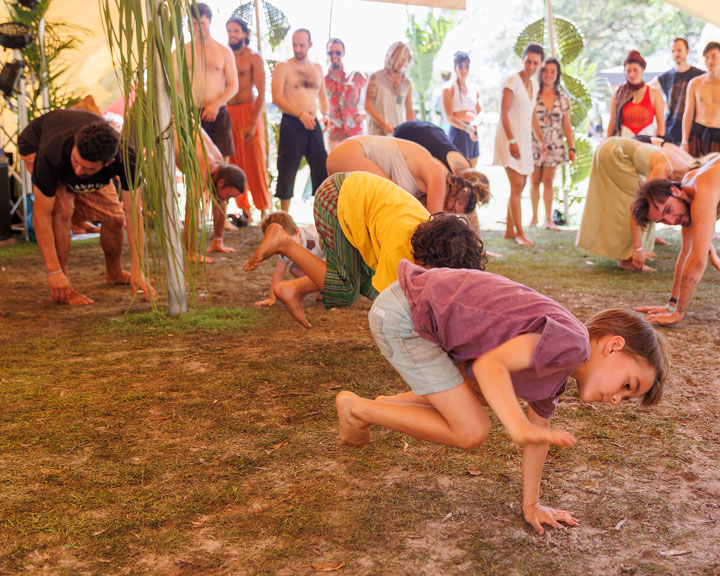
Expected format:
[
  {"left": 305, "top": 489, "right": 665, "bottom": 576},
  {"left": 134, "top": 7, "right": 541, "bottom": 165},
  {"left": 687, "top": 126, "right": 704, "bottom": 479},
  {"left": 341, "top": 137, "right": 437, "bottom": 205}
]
[{"left": 411, "top": 213, "right": 487, "bottom": 270}]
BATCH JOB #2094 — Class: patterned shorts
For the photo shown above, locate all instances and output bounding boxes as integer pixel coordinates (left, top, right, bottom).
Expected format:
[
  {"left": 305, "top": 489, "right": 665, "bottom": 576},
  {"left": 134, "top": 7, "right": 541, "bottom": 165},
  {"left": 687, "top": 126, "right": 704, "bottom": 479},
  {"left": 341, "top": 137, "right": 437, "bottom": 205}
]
[{"left": 313, "top": 173, "right": 378, "bottom": 308}]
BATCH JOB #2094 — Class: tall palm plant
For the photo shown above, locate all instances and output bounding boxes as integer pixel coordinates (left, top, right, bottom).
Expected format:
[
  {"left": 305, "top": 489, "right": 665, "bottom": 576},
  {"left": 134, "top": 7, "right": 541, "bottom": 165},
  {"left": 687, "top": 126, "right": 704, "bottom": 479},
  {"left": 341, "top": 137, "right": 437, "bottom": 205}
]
[
  {"left": 515, "top": 16, "right": 593, "bottom": 216},
  {"left": 101, "top": 0, "right": 210, "bottom": 314}
]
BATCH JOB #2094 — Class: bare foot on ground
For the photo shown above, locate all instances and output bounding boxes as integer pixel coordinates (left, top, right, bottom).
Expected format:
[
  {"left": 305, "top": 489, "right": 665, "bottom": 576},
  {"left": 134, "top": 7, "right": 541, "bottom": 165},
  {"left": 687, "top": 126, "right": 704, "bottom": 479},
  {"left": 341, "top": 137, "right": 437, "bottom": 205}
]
[
  {"left": 544, "top": 220, "right": 560, "bottom": 231},
  {"left": 274, "top": 282, "right": 312, "bottom": 328},
  {"left": 244, "top": 223, "right": 288, "bottom": 272},
  {"left": 514, "top": 235, "right": 534, "bottom": 247},
  {"left": 208, "top": 239, "right": 235, "bottom": 253},
  {"left": 68, "top": 289, "right": 94, "bottom": 306},
  {"left": 528, "top": 217, "right": 538, "bottom": 227},
  {"left": 106, "top": 270, "right": 132, "bottom": 285},
  {"left": 618, "top": 259, "right": 655, "bottom": 272},
  {"left": 224, "top": 221, "right": 239, "bottom": 232},
  {"left": 486, "top": 251, "right": 503, "bottom": 258},
  {"left": 654, "top": 237, "right": 670, "bottom": 246},
  {"left": 336, "top": 391, "right": 371, "bottom": 447},
  {"left": 188, "top": 254, "right": 214, "bottom": 264}
]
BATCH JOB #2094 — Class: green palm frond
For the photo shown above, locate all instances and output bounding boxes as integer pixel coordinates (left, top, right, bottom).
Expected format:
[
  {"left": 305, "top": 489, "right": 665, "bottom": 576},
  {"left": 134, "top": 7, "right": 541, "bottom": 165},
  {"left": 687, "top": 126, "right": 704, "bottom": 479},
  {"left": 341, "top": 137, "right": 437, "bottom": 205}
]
[
  {"left": 561, "top": 73, "right": 591, "bottom": 128},
  {"left": 569, "top": 134, "right": 593, "bottom": 190},
  {"left": 514, "top": 19, "right": 544, "bottom": 57}
]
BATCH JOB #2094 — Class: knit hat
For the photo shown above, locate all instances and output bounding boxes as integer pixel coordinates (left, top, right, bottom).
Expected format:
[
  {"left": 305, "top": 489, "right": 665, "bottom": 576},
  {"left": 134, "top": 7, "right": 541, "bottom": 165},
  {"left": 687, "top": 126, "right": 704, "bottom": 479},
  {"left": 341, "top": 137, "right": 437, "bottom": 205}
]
[{"left": 624, "top": 50, "right": 647, "bottom": 69}]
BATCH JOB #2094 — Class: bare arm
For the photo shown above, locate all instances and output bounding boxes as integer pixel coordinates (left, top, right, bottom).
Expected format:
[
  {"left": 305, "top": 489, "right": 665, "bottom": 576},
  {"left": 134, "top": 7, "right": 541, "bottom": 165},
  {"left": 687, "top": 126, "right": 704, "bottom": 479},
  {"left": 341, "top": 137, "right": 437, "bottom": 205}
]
[
  {"left": 317, "top": 64, "right": 329, "bottom": 117},
  {"left": 500, "top": 88, "right": 520, "bottom": 159},
  {"left": 364, "top": 73, "right": 390, "bottom": 133},
  {"left": 423, "top": 163, "right": 448, "bottom": 214},
  {"left": 522, "top": 406, "right": 580, "bottom": 534},
  {"left": 651, "top": 87, "right": 666, "bottom": 137},
  {"left": 562, "top": 107, "right": 575, "bottom": 162},
  {"left": 681, "top": 79, "right": 697, "bottom": 149},
  {"left": 607, "top": 90, "right": 617, "bottom": 137},
  {"left": 250, "top": 53, "right": 266, "bottom": 125},
  {"left": 32, "top": 188, "right": 72, "bottom": 303},
  {"left": 405, "top": 82, "right": 415, "bottom": 122},
  {"left": 471, "top": 333, "right": 575, "bottom": 448}
]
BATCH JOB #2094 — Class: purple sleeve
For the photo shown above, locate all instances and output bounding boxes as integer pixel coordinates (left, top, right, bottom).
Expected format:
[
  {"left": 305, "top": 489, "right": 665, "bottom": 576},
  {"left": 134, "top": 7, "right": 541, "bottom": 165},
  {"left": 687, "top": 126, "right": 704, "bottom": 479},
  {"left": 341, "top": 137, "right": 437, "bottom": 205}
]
[
  {"left": 526, "top": 316, "right": 590, "bottom": 419},
  {"left": 528, "top": 316, "right": 589, "bottom": 375}
]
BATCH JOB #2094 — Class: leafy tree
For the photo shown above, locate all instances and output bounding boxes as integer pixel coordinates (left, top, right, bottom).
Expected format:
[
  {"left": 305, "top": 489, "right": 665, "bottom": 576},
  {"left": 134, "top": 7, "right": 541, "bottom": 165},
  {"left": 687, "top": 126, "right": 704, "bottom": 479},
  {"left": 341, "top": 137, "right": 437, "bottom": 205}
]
[
  {"left": 405, "top": 10, "right": 454, "bottom": 121},
  {"left": 548, "top": 0, "right": 705, "bottom": 68}
]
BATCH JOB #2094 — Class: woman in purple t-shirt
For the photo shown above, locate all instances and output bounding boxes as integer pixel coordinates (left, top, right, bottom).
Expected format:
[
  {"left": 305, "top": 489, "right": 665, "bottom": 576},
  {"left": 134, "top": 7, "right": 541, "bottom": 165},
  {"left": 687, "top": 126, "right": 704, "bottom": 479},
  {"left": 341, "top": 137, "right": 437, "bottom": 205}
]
[{"left": 336, "top": 260, "right": 669, "bottom": 535}]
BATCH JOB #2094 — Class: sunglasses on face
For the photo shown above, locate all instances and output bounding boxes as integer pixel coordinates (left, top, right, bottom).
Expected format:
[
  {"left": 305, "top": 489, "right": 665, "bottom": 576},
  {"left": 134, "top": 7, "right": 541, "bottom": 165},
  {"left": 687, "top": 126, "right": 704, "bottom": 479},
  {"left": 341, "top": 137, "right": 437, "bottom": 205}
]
[
  {"left": 456, "top": 63, "right": 469, "bottom": 69},
  {"left": 327, "top": 50, "right": 343, "bottom": 56}
]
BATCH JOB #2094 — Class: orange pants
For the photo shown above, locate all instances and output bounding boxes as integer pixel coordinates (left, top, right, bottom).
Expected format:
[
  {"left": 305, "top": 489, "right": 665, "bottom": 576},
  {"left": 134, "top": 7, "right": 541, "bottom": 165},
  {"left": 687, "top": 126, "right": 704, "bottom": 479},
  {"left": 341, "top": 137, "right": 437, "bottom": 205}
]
[{"left": 227, "top": 102, "right": 271, "bottom": 212}]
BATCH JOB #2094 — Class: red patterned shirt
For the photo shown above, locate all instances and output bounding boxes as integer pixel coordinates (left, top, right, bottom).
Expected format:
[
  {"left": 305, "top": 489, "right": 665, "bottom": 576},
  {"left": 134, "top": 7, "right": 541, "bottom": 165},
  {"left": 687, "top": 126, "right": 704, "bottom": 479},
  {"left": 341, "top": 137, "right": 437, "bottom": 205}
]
[{"left": 325, "top": 67, "right": 367, "bottom": 141}]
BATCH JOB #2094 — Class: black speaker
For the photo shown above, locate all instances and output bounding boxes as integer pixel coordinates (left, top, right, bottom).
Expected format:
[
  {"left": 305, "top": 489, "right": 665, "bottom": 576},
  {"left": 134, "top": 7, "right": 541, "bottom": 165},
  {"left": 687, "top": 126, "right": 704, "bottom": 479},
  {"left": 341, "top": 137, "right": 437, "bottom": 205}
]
[{"left": 0, "top": 154, "right": 11, "bottom": 240}]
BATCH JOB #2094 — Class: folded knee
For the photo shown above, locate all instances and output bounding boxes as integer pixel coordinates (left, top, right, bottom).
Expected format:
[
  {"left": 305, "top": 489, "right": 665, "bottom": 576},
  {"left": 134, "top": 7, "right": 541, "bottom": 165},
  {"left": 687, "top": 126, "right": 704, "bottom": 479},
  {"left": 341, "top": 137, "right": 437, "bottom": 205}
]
[{"left": 453, "top": 421, "right": 491, "bottom": 450}]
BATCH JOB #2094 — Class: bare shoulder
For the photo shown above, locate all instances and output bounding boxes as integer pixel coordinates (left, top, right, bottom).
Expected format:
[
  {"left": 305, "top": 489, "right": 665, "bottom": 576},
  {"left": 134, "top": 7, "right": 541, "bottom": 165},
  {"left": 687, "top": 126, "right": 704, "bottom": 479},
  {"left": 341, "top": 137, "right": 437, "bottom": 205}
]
[
  {"left": 312, "top": 62, "right": 324, "bottom": 77},
  {"left": 250, "top": 50, "right": 265, "bottom": 65},
  {"left": 688, "top": 73, "right": 707, "bottom": 88}
]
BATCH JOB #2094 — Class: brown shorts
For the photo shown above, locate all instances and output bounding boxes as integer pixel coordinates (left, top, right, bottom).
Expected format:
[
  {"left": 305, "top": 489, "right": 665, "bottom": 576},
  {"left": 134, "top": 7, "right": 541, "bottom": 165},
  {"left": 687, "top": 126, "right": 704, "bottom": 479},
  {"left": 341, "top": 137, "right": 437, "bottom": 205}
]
[
  {"left": 22, "top": 152, "right": 125, "bottom": 223},
  {"left": 55, "top": 183, "right": 125, "bottom": 224}
]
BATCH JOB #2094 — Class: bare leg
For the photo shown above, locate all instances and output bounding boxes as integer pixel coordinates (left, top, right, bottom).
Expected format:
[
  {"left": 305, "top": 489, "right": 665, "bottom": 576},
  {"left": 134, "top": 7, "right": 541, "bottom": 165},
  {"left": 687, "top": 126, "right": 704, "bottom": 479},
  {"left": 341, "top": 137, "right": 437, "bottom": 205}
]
[
  {"left": 505, "top": 168, "right": 533, "bottom": 246},
  {"left": 541, "top": 165, "right": 559, "bottom": 230},
  {"left": 184, "top": 197, "right": 213, "bottom": 263},
  {"left": 245, "top": 223, "right": 327, "bottom": 290},
  {"left": 529, "top": 165, "right": 542, "bottom": 227},
  {"left": 280, "top": 198, "right": 291, "bottom": 212},
  {"left": 101, "top": 218, "right": 131, "bottom": 284},
  {"left": 273, "top": 276, "right": 320, "bottom": 328},
  {"left": 336, "top": 381, "right": 491, "bottom": 449}
]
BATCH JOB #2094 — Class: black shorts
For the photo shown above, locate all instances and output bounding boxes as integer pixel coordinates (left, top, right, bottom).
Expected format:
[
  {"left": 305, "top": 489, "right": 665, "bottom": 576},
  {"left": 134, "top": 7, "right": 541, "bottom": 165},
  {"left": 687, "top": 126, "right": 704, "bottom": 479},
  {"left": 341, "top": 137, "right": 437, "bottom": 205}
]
[
  {"left": 689, "top": 121, "right": 720, "bottom": 158},
  {"left": 201, "top": 106, "right": 235, "bottom": 157}
]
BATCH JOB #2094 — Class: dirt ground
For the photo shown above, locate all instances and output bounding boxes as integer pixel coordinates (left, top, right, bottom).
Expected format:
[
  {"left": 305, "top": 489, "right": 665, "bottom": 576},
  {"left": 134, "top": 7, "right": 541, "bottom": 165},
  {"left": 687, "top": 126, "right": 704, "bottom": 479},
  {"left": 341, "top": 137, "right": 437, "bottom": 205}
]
[{"left": 1, "top": 224, "right": 719, "bottom": 575}]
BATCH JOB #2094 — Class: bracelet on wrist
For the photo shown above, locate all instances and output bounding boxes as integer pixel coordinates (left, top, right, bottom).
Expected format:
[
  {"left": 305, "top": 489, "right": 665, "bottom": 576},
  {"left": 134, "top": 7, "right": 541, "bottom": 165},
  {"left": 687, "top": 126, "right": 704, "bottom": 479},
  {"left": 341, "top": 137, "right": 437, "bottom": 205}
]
[
  {"left": 668, "top": 297, "right": 678, "bottom": 304},
  {"left": 666, "top": 303, "right": 677, "bottom": 313},
  {"left": 508, "top": 138, "right": 517, "bottom": 145},
  {"left": 568, "top": 147, "right": 576, "bottom": 152},
  {"left": 47, "top": 269, "right": 63, "bottom": 276},
  {"left": 633, "top": 247, "right": 643, "bottom": 252}
]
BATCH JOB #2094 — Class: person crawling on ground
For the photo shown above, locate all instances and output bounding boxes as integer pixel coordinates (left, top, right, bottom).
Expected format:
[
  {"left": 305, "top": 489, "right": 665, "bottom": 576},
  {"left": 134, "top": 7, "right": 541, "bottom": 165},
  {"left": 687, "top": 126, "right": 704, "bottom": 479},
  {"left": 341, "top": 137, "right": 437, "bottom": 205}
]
[
  {"left": 244, "top": 171, "right": 486, "bottom": 328},
  {"left": 253, "top": 211, "right": 324, "bottom": 308}
]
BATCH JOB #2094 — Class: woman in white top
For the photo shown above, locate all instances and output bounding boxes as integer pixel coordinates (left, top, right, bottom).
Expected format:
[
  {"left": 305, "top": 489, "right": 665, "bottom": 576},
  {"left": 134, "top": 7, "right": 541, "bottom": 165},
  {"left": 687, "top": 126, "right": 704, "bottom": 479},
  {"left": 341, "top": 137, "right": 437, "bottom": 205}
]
[
  {"left": 493, "top": 43, "right": 547, "bottom": 247},
  {"left": 443, "top": 51, "right": 482, "bottom": 166},
  {"left": 365, "top": 42, "right": 415, "bottom": 136}
]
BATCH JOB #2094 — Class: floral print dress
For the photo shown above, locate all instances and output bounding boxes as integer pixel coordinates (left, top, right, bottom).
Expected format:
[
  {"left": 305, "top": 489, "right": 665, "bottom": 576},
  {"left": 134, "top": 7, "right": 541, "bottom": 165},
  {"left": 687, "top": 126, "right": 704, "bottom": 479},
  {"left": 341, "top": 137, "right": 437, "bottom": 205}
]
[{"left": 532, "top": 92, "right": 571, "bottom": 167}]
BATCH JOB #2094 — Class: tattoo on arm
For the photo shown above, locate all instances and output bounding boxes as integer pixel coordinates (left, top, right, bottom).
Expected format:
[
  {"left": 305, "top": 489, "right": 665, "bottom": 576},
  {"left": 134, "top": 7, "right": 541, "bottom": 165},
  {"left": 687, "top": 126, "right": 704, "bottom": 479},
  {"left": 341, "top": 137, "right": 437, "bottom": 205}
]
[{"left": 677, "top": 273, "right": 700, "bottom": 313}]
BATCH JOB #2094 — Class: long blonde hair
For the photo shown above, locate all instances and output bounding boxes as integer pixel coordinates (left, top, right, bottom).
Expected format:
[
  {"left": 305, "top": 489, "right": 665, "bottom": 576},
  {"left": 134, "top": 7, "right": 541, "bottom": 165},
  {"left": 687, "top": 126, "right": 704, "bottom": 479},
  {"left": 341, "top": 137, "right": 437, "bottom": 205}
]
[{"left": 384, "top": 41, "right": 412, "bottom": 75}]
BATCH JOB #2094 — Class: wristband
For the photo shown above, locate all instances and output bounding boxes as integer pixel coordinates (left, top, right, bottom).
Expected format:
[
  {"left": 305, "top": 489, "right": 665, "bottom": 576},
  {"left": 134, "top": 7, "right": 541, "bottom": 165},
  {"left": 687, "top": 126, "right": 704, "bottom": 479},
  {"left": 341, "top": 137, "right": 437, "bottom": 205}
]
[
  {"left": 668, "top": 297, "right": 677, "bottom": 304},
  {"left": 569, "top": 147, "right": 576, "bottom": 152},
  {"left": 633, "top": 247, "right": 643, "bottom": 252},
  {"left": 47, "top": 269, "right": 63, "bottom": 276},
  {"left": 666, "top": 303, "right": 677, "bottom": 313},
  {"left": 508, "top": 138, "right": 517, "bottom": 145}
]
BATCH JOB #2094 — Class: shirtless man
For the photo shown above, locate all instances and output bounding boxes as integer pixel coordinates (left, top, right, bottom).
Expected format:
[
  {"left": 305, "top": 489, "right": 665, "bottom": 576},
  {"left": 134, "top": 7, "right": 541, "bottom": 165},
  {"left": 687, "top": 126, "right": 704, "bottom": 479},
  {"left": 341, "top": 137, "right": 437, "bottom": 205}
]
[
  {"left": 271, "top": 28, "right": 329, "bottom": 212},
  {"left": 682, "top": 42, "right": 720, "bottom": 157},
  {"left": 226, "top": 17, "right": 271, "bottom": 222},
  {"left": 631, "top": 155, "right": 720, "bottom": 325},
  {"left": 182, "top": 3, "right": 238, "bottom": 162},
  {"left": 176, "top": 129, "right": 247, "bottom": 263}
]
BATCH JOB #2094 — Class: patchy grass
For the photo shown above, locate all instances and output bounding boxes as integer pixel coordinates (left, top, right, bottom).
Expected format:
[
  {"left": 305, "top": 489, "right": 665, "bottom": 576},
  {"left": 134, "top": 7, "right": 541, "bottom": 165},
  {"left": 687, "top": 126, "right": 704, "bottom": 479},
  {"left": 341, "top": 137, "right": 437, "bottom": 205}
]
[{"left": 1, "top": 227, "right": 719, "bottom": 575}]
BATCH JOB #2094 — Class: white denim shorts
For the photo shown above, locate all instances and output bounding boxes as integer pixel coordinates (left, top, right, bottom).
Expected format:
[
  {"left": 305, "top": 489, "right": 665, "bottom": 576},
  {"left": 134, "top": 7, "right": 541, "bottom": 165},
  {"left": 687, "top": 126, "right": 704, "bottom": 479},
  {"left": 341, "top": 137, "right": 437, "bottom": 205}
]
[{"left": 369, "top": 281, "right": 464, "bottom": 396}]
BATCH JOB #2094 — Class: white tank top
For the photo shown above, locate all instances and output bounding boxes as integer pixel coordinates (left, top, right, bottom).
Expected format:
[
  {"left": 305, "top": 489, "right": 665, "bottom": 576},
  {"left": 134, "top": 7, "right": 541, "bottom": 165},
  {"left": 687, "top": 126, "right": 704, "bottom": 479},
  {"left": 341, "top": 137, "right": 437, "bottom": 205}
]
[{"left": 451, "top": 80, "right": 478, "bottom": 113}]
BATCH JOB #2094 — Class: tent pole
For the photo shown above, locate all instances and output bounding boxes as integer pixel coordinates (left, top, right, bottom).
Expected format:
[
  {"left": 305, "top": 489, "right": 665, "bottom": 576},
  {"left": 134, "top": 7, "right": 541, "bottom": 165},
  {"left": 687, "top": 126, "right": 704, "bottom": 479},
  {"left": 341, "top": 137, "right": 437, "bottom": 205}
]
[
  {"left": 147, "top": 0, "right": 187, "bottom": 315},
  {"left": 255, "top": 0, "right": 262, "bottom": 52}
]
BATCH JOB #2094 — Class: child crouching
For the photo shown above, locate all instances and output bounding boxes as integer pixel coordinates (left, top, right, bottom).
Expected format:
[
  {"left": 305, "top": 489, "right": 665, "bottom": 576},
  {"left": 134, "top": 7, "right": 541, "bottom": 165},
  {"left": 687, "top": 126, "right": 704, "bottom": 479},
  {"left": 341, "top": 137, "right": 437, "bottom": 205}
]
[{"left": 336, "top": 260, "right": 669, "bottom": 534}]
